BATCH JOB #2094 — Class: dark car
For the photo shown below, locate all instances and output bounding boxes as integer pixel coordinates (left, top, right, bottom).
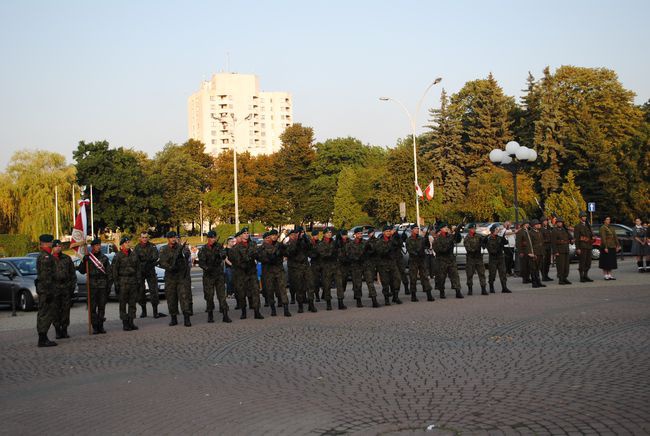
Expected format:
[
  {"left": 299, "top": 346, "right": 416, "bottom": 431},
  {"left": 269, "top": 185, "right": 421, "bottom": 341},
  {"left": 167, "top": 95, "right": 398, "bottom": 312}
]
[
  {"left": 0, "top": 257, "right": 39, "bottom": 311},
  {"left": 591, "top": 223, "right": 634, "bottom": 255}
]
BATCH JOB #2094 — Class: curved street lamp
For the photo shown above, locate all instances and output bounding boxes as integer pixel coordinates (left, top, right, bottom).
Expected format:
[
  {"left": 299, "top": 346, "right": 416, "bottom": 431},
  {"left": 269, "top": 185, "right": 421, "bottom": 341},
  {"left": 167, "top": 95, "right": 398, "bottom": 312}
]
[{"left": 380, "top": 77, "right": 442, "bottom": 225}]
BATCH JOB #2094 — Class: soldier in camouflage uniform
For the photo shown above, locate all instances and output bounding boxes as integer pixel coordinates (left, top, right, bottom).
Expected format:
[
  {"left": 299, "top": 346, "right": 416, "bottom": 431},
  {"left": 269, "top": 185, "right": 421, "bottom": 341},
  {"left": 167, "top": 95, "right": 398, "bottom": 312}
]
[
  {"left": 198, "top": 230, "right": 231, "bottom": 323},
  {"left": 390, "top": 227, "right": 409, "bottom": 295},
  {"left": 335, "top": 229, "right": 350, "bottom": 310},
  {"left": 432, "top": 223, "right": 463, "bottom": 299},
  {"left": 309, "top": 230, "right": 323, "bottom": 302},
  {"left": 485, "top": 224, "right": 511, "bottom": 293},
  {"left": 540, "top": 217, "right": 554, "bottom": 281},
  {"left": 362, "top": 227, "right": 381, "bottom": 307},
  {"left": 315, "top": 227, "right": 338, "bottom": 311},
  {"left": 285, "top": 227, "right": 316, "bottom": 313},
  {"left": 227, "top": 227, "right": 263, "bottom": 320},
  {"left": 51, "top": 240, "right": 77, "bottom": 339},
  {"left": 347, "top": 227, "right": 371, "bottom": 307},
  {"left": 551, "top": 217, "right": 573, "bottom": 285},
  {"left": 573, "top": 211, "right": 594, "bottom": 282},
  {"left": 406, "top": 225, "right": 434, "bottom": 302},
  {"left": 529, "top": 219, "right": 546, "bottom": 288},
  {"left": 158, "top": 232, "right": 193, "bottom": 326},
  {"left": 257, "top": 229, "right": 291, "bottom": 317},
  {"left": 515, "top": 221, "right": 532, "bottom": 283},
  {"left": 134, "top": 232, "right": 166, "bottom": 319},
  {"left": 374, "top": 225, "right": 402, "bottom": 305},
  {"left": 112, "top": 237, "right": 142, "bottom": 331},
  {"left": 77, "top": 238, "right": 112, "bottom": 334},
  {"left": 463, "top": 223, "right": 487, "bottom": 295},
  {"left": 36, "top": 234, "right": 57, "bottom": 347}
]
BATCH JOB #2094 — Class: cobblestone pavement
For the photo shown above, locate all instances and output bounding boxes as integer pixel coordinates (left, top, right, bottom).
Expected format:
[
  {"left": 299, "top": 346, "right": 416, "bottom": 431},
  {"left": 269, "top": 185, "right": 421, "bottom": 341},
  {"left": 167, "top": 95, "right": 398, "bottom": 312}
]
[{"left": 1, "top": 261, "right": 648, "bottom": 435}]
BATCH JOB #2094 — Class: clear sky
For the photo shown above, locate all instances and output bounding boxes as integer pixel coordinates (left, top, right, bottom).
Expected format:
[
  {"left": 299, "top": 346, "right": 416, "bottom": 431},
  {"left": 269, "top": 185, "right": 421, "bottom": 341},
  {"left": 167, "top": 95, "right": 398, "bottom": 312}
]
[{"left": 1, "top": 0, "right": 648, "bottom": 171}]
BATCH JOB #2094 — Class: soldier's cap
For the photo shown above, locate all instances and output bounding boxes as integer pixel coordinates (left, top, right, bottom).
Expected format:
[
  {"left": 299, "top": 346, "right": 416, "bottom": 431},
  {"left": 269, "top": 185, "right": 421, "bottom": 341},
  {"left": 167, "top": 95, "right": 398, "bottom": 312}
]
[
  {"left": 352, "top": 226, "right": 363, "bottom": 234},
  {"left": 166, "top": 231, "right": 177, "bottom": 238},
  {"left": 240, "top": 227, "right": 249, "bottom": 234},
  {"left": 323, "top": 227, "right": 333, "bottom": 234},
  {"left": 541, "top": 216, "right": 549, "bottom": 222},
  {"left": 262, "top": 231, "right": 270, "bottom": 239},
  {"left": 410, "top": 224, "right": 420, "bottom": 230},
  {"left": 206, "top": 230, "right": 217, "bottom": 238},
  {"left": 531, "top": 219, "right": 541, "bottom": 225},
  {"left": 382, "top": 224, "right": 394, "bottom": 231},
  {"left": 294, "top": 226, "right": 304, "bottom": 233},
  {"left": 579, "top": 211, "right": 587, "bottom": 217},
  {"left": 91, "top": 238, "right": 102, "bottom": 245},
  {"left": 466, "top": 223, "right": 476, "bottom": 229},
  {"left": 120, "top": 236, "right": 131, "bottom": 245},
  {"left": 555, "top": 216, "right": 565, "bottom": 223},
  {"left": 489, "top": 224, "right": 499, "bottom": 232},
  {"left": 234, "top": 229, "right": 243, "bottom": 237},
  {"left": 366, "top": 225, "right": 375, "bottom": 231},
  {"left": 52, "top": 239, "right": 62, "bottom": 247},
  {"left": 339, "top": 228, "right": 347, "bottom": 235},
  {"left": 39, "top": 234, "right": 54, "bottom": 243},
  {"left": 438, "top": 221, "right": 449, "bottom": 229},
  {"left": 269, "top": 229, "right": 278, "bottom": 236},
  {"left": 311, "top": 229, "right": 320, "bottom": 237},
  {"left": 521, "top": 219, "right": 530, "bottom": 225},
  {"left": 227, "top": 236, "right": 235, "bottom": 241}
]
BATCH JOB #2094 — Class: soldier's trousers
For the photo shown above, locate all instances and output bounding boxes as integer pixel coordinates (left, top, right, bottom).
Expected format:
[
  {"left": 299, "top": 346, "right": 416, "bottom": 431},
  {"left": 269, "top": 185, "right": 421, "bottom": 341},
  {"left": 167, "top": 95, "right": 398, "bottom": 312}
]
[
  {"left": 288, "top": 264, "right": 313, "bottom": 303},
  {"left": 165, "top": 275, "right": 192, "bottom": 316},
  {"left": 89, "top": 282, "right": 109, "bottom": 326},
  {"left": 408, "top": 259, "right": 432, "bottom": 293},
  {"left": 465, "top": 256, "right": 486, "bottom": 288},
  {"left": 138, "top": 268, "right": 159, "bottom": 306},
  {"left": 437, "top": 256, "right": 460, "bottom": 291},
  {"left": 203, "top": 273, "right": 228, "bottom": 312},
  {"left": 556, "top": 253, "right": 569, "bottom": 281},
  {"left": 395, "top": 256, "right": 408, "bottom": 289},
  {"left": 488, "top": 255, "right": 507, "bottom": 284},
  {"left": 53, "top": 287, "right": 72, "bottom": 329},
  {"left": 504, "top": 247, "right": 515, "bottom": 274},
  {"left": 320, "top": 262, "right": 337, "bottom": 302},
  {"left": 519, "top": 254, "right": 530, "bottom": 281},
  {"left": 311, "top": 262, "right": 323, "bottom": 298},
  {"left": 350, "top": 264, "right": 364, "bottom": 299},
  {"left": 541, "top": 248, "right": 552, "bottom": 278},
  {"left": 529, "top": 255, "right": 541, "bottom": 284},
  {"left": 233, "top": 268, "right": 260, "bottom": 310},
  {"left": 118, "top": 278, "right": 139, "bottom": 321},
  {"left": 578, "top": 248, "right": 592, "bottom": 276},
  {"left": 362, "top": 261, "right": 378, "bottom": 298},
  {"left": 336, "top": 264, "right": 350, "bottom": 299},
  {"left": 36, "top": 292, "right": 58, "bottom": 334},
  {"left": 263, "top": 266, "right": 288, "bottom": 305},
  {"left": 377, "top": 261, "right": 401, "bottom": 297}
]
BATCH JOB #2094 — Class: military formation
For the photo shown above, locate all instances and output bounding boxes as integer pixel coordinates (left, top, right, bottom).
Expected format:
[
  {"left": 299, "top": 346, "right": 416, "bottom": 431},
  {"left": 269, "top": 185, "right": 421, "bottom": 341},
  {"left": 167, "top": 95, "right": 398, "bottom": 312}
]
[{"left": 34, "top": 213, "right": 601, "bottom": 348}]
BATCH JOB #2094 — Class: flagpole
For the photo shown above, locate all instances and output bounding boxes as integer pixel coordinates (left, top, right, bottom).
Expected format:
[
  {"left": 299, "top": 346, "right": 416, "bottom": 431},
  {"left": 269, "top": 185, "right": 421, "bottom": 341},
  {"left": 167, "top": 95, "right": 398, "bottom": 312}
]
[
  {"left": 86, "top": 258, "right": 92, "bottom": 335},
  {"left": 90, "top": 185, "right": 94, "bottom": 238},
  {"left": 72, "top": 184, "right": 76, "bottom": 221},
  {"left": 54, "top": 186, "right": 59, "bottom": 239}
]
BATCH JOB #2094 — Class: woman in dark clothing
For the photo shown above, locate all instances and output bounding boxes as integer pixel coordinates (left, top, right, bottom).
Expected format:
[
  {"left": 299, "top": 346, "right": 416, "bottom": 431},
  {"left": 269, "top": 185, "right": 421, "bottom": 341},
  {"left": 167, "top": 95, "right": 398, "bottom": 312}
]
[{"left": 598, "top": 216, "right": 621, "bottom": 280}]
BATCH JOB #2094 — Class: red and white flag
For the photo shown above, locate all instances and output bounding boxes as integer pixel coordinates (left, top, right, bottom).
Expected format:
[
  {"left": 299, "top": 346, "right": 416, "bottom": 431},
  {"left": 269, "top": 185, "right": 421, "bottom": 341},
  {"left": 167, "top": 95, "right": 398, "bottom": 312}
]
[
  {"left": 70, "top": 199, "right": 90, "bottom": 258},
  {"left": 424, "top": 180, "right": 435, "bottom": 201},
  {"left": 415, "top": 182, "right": 424, "bottom": 198}
]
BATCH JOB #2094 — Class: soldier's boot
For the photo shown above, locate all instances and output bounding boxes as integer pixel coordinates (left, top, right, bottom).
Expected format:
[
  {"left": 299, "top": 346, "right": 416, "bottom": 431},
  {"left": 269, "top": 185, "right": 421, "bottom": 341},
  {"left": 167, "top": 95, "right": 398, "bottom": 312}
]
[
  {"left": 404, "top": 285, "right": 411, "bottom": 295},
  {"left": 207, "top": 310, "right": 214, "bottom": 323},
  {"left": 97, "top": 321, "right": 107, "bottom": 334},
  {"left": 153, "top": 305, "right": 166, "bottom": 318},
  {"left": 283, "top": 304, "right": 292, "bottom": 317},
  {"left": 122, "top": 319, "right": 132, "bottom": 331},
  {"left": 290, "top": 293, "right": 296, "bottom": 304},
  {"left": 55, "top": 326, "right": 63, "bottom": 339},
  {"left": 240, "top": 308, "right": 247, "bottom": 319},
  {"left": 298, "top": 302, "right": 304, "bottom": 313},
  {"left": 222, "top": 309, "right": 232, "bottom": 323},
  {"left": 439, "top": 289, "right": 446, "bottom": 299},
  {"left": 234, "top": 303, "right": 241, "bottom": 310},
  {"left": 270, "top": 303, "right": 277, "bottom": 316},
  {"left": 384, "top": 295, "right": 391, "bottom": 306},
  {"left": 411, "top": 290, "right": 419, "bottom": 302},
  {"left": 455, "top": 289, "right": 464, "bottom": 299},
  {"left": 183, "top": 314, "right": 192, "bottom": 327},
  {"left": 62, "top": 326, "right": 70, "bottom": 338},
  {"left": 139, "top": 304, "right": 147, "bottom": 318},
  {"left": 392, "top": 291, "right": 402, "bottom": 304},
  {"left": 426, "top": 290, "right": 435, "bottom": 301},
  {"left": 38, "top": 333, "right": 57, "bottom": 347},
  {"left": 338, "top": 298, "right": 347, "bottom": 310},
  {"left": 467, "top": 284, "right": 473, "bottom": 296},
  {"left": 129, "top": 318, "right": 139, "bottom": 330},
  {"left": 370, "top": 296, "right": 379, "bottom": 307},
  {"left": 501, "top": 280, "right": 512, "bottom": 293},
  {"left": 308, "top": 299, "right": 318, "bottom": 313},
  {"left": 356, "top": 298, "right": 363, "bottom": 308},
  {"left": 315, "top": 291, "right": 321, "bottom": 302},
  {"left": 92, "top": 322, "right": 100, "bottom": 335},
  {"left": 169, "top": 315, "right": 178, "bottom": 326},
  {"left": 326, "top": 300, "right": 332, "bottom": 311},
  {"left": 584, "top": 273, "right": 593, "bottom": 282},
  {"left": 254, "top": 308, "right": 264, "bottom": 319},
  {"left": 481, "top": 285, "right": 488, "bottom": 295},
  {"left": 489, "top": 282, "right": 495, "bottom": 293}
]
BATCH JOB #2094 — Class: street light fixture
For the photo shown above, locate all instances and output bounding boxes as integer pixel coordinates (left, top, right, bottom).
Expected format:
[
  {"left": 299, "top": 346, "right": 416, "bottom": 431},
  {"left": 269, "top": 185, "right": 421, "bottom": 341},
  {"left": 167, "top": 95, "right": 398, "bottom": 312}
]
[{"left": 379, "top": 77, "right": 443, "bottom": 225}]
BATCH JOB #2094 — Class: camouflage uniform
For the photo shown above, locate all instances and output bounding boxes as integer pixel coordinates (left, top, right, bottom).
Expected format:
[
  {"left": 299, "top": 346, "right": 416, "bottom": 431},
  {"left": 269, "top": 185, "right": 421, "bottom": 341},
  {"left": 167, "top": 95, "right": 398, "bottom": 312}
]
[
  {"left": 77, "top": 251, "right": 112, "bottom": 333},
  {"left": 573, "top": 218, "right": 594, "bottom": 281},
  {"left": 198, "top": 242, "right": 229, "bottom": 315},
  {"left": 285, "top": 234, "right": 315, "bottom": 312},
  {"left": 463, "top": 232, "right": 486, "bottom": 295},
  {"left": 335, "top": 237, "right": 351, "bottom": 306},
  {"left": 315, "top": 237, "right": 338, "bottom": 306},
  {"left": 52, "top": 253, "right": 77, "bottom": 337},
  {"left": 432, "top": 232, "right": 462, "bottom": 298},
  {"left": 529, "top": 227, "right": 545, "bottom": 287},
  {"left": 112, "top": 248, "right": 142, "bottom": 329},
  {"left": 133, "top": 241, "right": 161, "bottom": 314},
  {"left": 36, "top": 249, "right": 57, "bottom": 337},
  {"left": 374, "top": 234, "right": 403, "bottom": 304},
  {"left": 540, "top": 224, "right": 554, "bottom": 280},
  {"left": 346, "top": 237, "right": 366, "bottom": 303},
  {"left": 226, "top": 240, "right": 260, "bottom": 314},
  {"left": 309, "top": 237, "right": 323, "bottom": 302},
  {"left": 485, "top": 234, "right": 510, "bottom": 292},
  {"left": 406, "top": 232, "right": 433, "bottom": 300},
  {"left": 362, "top": 235, "right": 379, "bottom": 300},
  {"left": 551, "top": 225, "right": 573, "bottom": 284},
  {"left": 256, "top": 240, "right": 289, "bottom": 315},
  {"left": 158, "top": 243, "right": 193, "bottom": 317}
]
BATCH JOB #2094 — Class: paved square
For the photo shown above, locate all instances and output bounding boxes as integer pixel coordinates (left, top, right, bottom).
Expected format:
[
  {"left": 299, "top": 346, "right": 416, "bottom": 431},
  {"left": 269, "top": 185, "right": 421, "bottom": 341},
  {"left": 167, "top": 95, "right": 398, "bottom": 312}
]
[{"left": 1, "top": 262, "right": 648, "bottom": 435}]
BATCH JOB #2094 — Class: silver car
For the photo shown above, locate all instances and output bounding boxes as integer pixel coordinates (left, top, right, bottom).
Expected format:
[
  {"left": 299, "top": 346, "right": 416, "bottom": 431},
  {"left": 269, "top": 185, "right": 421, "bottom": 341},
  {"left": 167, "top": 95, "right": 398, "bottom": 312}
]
[{"left": 0, "top": 257, "right": 39, "bottom": 311}]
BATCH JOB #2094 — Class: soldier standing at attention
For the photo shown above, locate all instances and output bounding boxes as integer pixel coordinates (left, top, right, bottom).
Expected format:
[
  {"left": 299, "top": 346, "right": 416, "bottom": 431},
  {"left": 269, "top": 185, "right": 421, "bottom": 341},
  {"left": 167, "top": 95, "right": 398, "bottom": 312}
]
[
  {"left": 529, "top": 219, "right": 546, "bottom": 288},
  {"left": 540, "top": 217, "right": 554, "bottom": 281},
  {"left": 432, "top": 223, "right": 463, "bottom": 299},
  {"left": 158, "top": 232, "right": 193, "bottom": 326},
  {"left": 112, "top": 237, "right": 141, "bottom": 331},
  {"left": 315, "top": 227, "right": 338, "bottom": 311},
  {"left": 573, "top": 211, "right": 595, "bottom": 282},
  {"left": 51, "top": 240, "right": 77, "bottom": 339},
  {"left": 198, "top": 230, "right": 231, "bottom": 323},
  {"left": 36, "top": 234, "right": 57, "bottom": 347},
  {"left": 406, "top": 225, "right": 434, "bottom": 301},
  {"left": 551, "top": 217, "right": 573, "bottom": 285},
  {"left": 390, "top": 227, "right": 409, "bottom": 295},
  {"left": 362, "top": 226, "right": 381, "bottom": 307},
  {"left": 134, "top": 232, "right": 166, "bottom": 319},
  {"left": 227, "top": 227, "right": 263, "bottom": 320},
  {"left": 346, "top": 227, "right": 366, "bottom": 307},
  {"left": 463, "top": 223, "right": 487, "bottom": 296},
  {"left": 516, "top": 221, "right": 532, "bottom": 284},
  {"left": 285, "top": 227, "right": 316, "bottom": 313},
  {"left": 77, "top": 238, "right": 112, "bottom": 334},
  {"left": 374, "top": 225, "right": 402, "bottom": 305},
  {"left": 485, "top": 225, "right": 511, "bottom": 293},
  {"left": 335, "top": 229, "right": 350, "bottom": 310},
  {"left": 309, "top": 230, "right": 323, "bottom": 302},
  {"left": 256, "top": 230, "right": 291, "bottom": 317}
]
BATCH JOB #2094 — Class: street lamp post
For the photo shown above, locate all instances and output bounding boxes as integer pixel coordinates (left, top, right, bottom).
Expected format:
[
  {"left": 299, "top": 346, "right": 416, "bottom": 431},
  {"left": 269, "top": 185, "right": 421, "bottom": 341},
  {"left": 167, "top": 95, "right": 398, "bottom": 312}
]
[
  {"left": 199, "top": 200, "right": 203, "bottom": 242},
  {"left": 380, "top": 77, "right": 442, "bottom": 226},
  {"left": 220, "top": 113, "right": 252, "bottom": 233}
]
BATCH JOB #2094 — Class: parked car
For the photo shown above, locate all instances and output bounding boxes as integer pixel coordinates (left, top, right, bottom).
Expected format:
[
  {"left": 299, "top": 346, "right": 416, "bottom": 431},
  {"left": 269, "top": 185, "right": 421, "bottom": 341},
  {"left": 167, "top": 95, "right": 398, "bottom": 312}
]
[
  {"left": 591, "top": 223, "right": 634, "bottom": 255},
  {"left": 0, "top": 257, "right": 39, "bottom": 311}
]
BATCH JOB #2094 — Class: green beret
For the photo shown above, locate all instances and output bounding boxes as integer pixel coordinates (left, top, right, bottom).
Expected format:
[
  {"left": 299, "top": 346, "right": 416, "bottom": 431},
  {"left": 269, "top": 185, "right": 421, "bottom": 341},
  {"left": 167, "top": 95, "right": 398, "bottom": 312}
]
[
  {"left": 489, "top": 224, "right": 499, "bottom": 232},
  {"left": 166, "top": 231, "right": 177, "bottom": 238},
  {"left": 39, "top": 234, "right": 54, "bottom": 243},
  {"left": 531, "top": 219, "right": 540, "bottom": 225},
  {"left": 240, "top": 227, "right": 249, "bottom": 234},
  {"left": 294, "top": 226, "right": 304, "bottom": 233},
  {"left": 269, "top": 229, "right": 278, "bottom": 236},
  {"left": 120, "top": 236, "right": 130, "bottom": 245},
  {"left": 466, "top": 223, "right": 476, "bottom": 229},
  {"left": 262, "top": 231, "right": 270, "bottom": 239},
  {"left": 323, "top": 227, "right": 333, "bottom": 234},
  {"left": 311, "top": 229, "right": 320, "bottom": 237},
  {"left": 206, "top": 230, "right": 217, "bottom": 238},
  {"left": 382, "top": 225, "right": 393, "bottom": 231},
  {"left": 410, "top": 224, "right": 420, "bottom": 230},
  {"left": 52, "top": 239, "right": 62, "bottom": 247},
  {"left": 352, "top": 226, "right": 363, "bottom": 234},
  {"left": 91, "top": 238, "right": 102, "bottom": 245}
]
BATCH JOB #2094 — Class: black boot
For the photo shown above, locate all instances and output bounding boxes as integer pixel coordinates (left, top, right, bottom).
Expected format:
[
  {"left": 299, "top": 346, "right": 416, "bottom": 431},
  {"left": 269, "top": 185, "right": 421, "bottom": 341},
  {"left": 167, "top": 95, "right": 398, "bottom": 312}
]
[
  {"left": 263, "top": 298, "right": 269, "bottom": 307},
  {"left": 183, "top": 314, "right": 191, "bottom": 327},
  {"left": 123, "top": 319, "right": 132, "bottom": 331},
  {"left": 234, "top": 303, "right": 241, "bottom": 310},
  {"left": 283, "top": 304, "right": 292, "bottom": 317},
  {"left": 270, "top": 303, "right": 277, "bottom": 316},
  {"left": 411, "top": 291, "right": 419, "bottom": 302},
  {"left": 481, "top": 285, "right": 488, "bottom": 295},
  {"left": 404, "top": 286, "right": 411, "bottom": 295},
  {"left": 467, "top": 285, "right": 473, "bottom": 296},
  {"left": 169, "top": 315, "right": 178, "bottom": 326},
  {"left": 55, "top": 326, "right": 63, "bottom": 339},
  {"left": 384, "top": 296, "right": 391, "bottom": 306},
  {"left": 426, "top": 290, "right": 434, "bottom": 301},
  {"left": 315, "top": 291, "right": 321, "bottom": 302},
  {"left": 97, "top": 321, "right": 107, "bottom": 334},
  {"left": 308, "top": 300, "right": 317, "bottom": 313},
  {"left": 338, "top": 298, "right": 347, "bottom": 310},
  {"left": 501, "top": 280, "right": 512, "bottom": 293},
  {"left": 439, "top": 290, "right": 446, "bottom": 299},
  {"left": 38, "top": 333, "right": 57, "bottom": 347},
  {"left": 392, "top": 292, "right": 402, "bottom": 304},
  {"left": 326, "top": 300, "right": 332, "bottom": 311},
  {"left": 129, "top": 318, "right": 139, "bottom": 330},
  {"left": 371, "top": 296, "right": 380, "bottom": 307},
  {"left": 298, "top": 302, "right": 304, "bottom": 313},
  {"left": 92, "top": 322, "right": 100, "bottom": 335},
  {"left": 584, "top": 274, "right": 593, "bottom": 282},
  {"left": 489, "top": 283, "right": 495, "bottom": 294},
  {"left": 207, "top": 310, "right": 214, "bottom": 323},
  {"left": 153, "top": 305, "right": 166, "bottom": 318},
  {"left": 356, "top": 298, "right": 363, "bottom": 308},
  {"left": 290, "top": 294, "right": 296, "bottom": 304},
  {"left": 61, "top": 326, "right": 70, "bottom": 338},
  {"left": 455, "top": 289, "right": 464, "bottom": 299},
  {"left": 254, "top": 308, "right": 264, "bottom": 319},
  {"left": 240, "top": 308, "right": 247, "bottom": 319},
  {"left": 140, "top": 305, "right": 147, "bottom": 318},
  {"left": 222, "top": 309, "right": 232, "bottom": 323}
]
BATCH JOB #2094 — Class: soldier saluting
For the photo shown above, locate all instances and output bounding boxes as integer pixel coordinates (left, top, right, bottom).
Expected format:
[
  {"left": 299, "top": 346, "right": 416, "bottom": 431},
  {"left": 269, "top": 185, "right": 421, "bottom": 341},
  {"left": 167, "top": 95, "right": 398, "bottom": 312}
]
[
  {"left": 36, "top": 234, "right": 57, "bottom": 347},
  {"left": 158, "top": 232, "right": 193, "bottom": 326}
]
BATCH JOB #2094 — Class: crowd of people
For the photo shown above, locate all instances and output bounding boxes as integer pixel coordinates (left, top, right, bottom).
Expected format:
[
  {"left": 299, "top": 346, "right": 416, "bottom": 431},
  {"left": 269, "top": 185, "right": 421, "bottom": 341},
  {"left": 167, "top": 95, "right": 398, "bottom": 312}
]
[{"left": 33, "top": 212, "right": 648, "bottom": 348}]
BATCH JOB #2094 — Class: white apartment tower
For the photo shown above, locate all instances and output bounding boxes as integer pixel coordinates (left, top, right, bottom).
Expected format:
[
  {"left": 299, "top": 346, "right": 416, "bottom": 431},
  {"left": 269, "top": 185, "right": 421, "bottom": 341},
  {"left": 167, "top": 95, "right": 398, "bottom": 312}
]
[{"left": 188, "top": 73, "right": 292, "bottom": 156}]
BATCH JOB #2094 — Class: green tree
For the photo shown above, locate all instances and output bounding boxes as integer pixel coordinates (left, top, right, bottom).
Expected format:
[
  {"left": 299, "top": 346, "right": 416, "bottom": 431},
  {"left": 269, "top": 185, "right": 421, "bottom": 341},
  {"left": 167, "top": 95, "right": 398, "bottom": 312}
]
[
  {"left": 544, "top": 171, "right": 586, "bottom": 226},
  {"left": 332, "top": 167, "right": 370, "bottom": 227}
]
